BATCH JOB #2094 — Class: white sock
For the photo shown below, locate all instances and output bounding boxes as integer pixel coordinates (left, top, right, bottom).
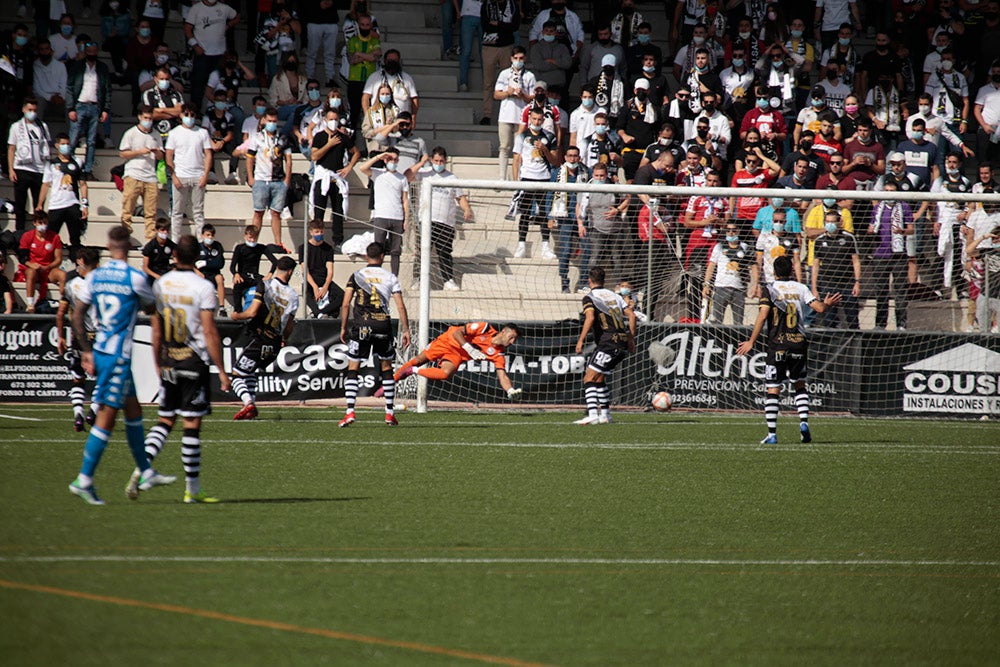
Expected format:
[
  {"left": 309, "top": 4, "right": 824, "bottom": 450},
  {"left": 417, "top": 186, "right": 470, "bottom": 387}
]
[
  {"left": 76, "top": 473, "right": 92, "bottom": 487},
  {"left": 186, "top": 478, "right": 200, "bottom": 495}
]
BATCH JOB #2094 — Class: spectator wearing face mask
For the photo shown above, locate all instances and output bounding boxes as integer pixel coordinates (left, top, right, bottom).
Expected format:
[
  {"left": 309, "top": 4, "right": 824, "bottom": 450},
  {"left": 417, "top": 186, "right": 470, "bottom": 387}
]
[
  {"left": 730, "top": 149, "right": 780, "bottom": 238},
  {"left": 528, "top": 21, "right": 572, "bottom": 95},
  {"left": 359, "top": 147, "right": 409, "bottom": 275},
  {"left": 519, "top": 81, "right": 562, "bottom": 149},
  {"left": 817, "top": 60, "right": 851, "bottom": 115},
  {"left": 33, "top": 39, "right": 68, "bottom": 121},
  {"left": 166, "top": 104, "right": 214, "bottom": 242},
  {"left": 119, "top": 105, "right": 164, "bottom": 240},
  {"left": 581, "top": 24, "right": 625, "bottom": 84},
  {"left": 703, "top": 223, "right": 755, "bottom": 325},
  {"left": 739, "top": 86, "right": 788, "bottom": 158},
  {"left": 780, "top": 131, "right": 827, "bottom": 189},
  {"left": 66, "top": 36, "right": 111, "bottom": 181},
  {"left": 811, "top": 209, "right": 861, "bottom": 329},
  {"left": 974, "top": 59, "right": 1000, "bottom": 170},
  {"left": 50, "top": 13, "right": 79, "bottom": 63},
  {"left": 361, "top": 50, "right": 419, "bottom": 122},
  {"left": 906, "top": 92, "right": 974, "bottom": 169},
  {"left": 626, "top": 22, "right": 662, "bottom": 80},
  {"left": 529, "top": 0, "right": 585, "bottom": 57},
  {"left": 185, "top": 0, "right": 240, "bottom": 111},
  {"left": 246, "top": 108, "right": 294, "bottom": 250}
]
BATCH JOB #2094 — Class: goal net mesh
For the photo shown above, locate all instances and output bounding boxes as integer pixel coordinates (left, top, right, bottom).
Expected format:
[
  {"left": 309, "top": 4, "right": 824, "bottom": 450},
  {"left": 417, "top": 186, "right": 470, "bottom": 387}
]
[{"left": 392, "top": 178, "right": 999, "bottom": 418}]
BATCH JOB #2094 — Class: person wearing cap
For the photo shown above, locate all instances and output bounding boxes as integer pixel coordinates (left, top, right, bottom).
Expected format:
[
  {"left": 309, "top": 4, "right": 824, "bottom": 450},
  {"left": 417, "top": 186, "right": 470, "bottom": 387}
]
[
  {"left": 580, "top": 24, "right": 624, "bottom": 84},
  {"left": 793, "top": 85, "right": 831, "bottom": 146},
  {"left": 65, "top": 35, "right": 112, "bottom": 180},
  {"left": 518, "top": 80, "right": 562, "bottom": 149},
  {"left": 616, "top": 77, "right": 659, "bottom": 181},
  {"left": 588, "top": 52, "right": 626, "bottom": 124},
  {"left": 528, "top": 21, "right": 572, "bottom": 94}
]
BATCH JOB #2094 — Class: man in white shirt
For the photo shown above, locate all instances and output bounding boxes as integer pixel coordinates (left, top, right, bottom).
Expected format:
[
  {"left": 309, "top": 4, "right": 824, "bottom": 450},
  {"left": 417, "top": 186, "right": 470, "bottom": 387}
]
[
  {"left": 359, "top": 147, "right": 410, "bottom": 275},
  {"left": 361, "top": 49, "right": 420, "bottom": 120},
  {"left": 974, "top": 59, "right": 1000, "bottom": 170},
  {"left": 529, "top": 1, "right": 584, "bottom": 56},
  {"left": 246, "top": 108, "right": 294, "bottom": 250},
  {"left": 494, "top": 45, "right": 535, "bottom": 179},
  {"left": 569, "top": 84, "right": 598, "bottom": 156},
  {"left": 36, "top": 132, "right": 88, "bottom": 253},
  {"left": 184, "top": 0, "right": 239, "bottom": 110},
  {"left": 119, "top": 105, "right": 165, "bottom": 240},
  {"left": 6, "top": 98, "right": 51, "bottom": 232},
  {"left": 165, "top": 104, "right": 213, "bottom": 242},
  {"left": 32, "top": 39, "right": 67, "bottom": 121}
]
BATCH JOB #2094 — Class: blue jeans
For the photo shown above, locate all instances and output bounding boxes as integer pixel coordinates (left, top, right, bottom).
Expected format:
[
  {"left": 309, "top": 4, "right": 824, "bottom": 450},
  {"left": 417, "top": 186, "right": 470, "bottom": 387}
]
[
  {"left": 69, "top": 102, "right": 101, "bottom": 173},
  {"left": 252, "top": 179, "right": 288, "bottom": 212},
  {"left": 459, "top": 16, "right": 482, "bottom": 86},
  {"left": 557, "top": 217, "right": 590, "bottom": 289},
  {"left": 441, "top": 1, "right": 456, "bottom": 53}
]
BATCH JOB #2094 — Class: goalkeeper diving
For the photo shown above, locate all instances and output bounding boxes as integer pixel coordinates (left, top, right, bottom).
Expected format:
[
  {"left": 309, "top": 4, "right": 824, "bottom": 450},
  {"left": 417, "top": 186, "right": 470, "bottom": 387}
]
[{"left": 378, "top": 322, "right": 524, "bottom": 399}]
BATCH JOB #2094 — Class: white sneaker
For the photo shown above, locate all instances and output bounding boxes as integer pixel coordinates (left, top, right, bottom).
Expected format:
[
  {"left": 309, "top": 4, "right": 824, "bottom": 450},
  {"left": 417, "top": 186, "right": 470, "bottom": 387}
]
[
  {"left": 599, "top": 414, "right": 613, "bottom": 424},
  {"left": 540, "top": 244, "right": 557, "bottom": 260},
  {"left": 281, "top": 207, "right": 293, "bottom": 221},
  {"left": 513, "top": 243, "right": 526, "bottom": 258},
  {"left": 443, "top": 279, "right": 460, "bottom": 291},
  {"left": 574, "top": 415, "right": 602, "bottom": 425},
  {"left": 139, "top": 470, "right": 177, "bottom": 491},
  {"left": 125, "top": 469, "right": 142, "bottom": 500}
]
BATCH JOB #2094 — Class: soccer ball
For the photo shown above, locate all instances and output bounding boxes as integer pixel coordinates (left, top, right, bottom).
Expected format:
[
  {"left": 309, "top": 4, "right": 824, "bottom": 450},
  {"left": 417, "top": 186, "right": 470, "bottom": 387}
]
[{"left": 651, "top": 391, "right": 672, "bottom": 412}]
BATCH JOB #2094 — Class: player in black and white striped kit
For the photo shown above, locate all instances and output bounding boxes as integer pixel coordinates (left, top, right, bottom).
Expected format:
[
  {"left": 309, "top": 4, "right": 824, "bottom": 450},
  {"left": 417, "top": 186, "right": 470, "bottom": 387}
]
[
  {"left": 737, "top": 255, "right": 841, "bottom": 445},
  {"left": 338, "top": 242, "right": 411, "bottom": 427},
  {"left": 230, "top": 256, "right": 300, "bottom": 420},
  {"left": 128, "top": 236, "right": 232, "bottom": 503},
  {"left": 56, "top": 247, "right": 101, "bottom": 432},
  {"left": 574, "top": 266, "right": 636, "bottom": 425}
]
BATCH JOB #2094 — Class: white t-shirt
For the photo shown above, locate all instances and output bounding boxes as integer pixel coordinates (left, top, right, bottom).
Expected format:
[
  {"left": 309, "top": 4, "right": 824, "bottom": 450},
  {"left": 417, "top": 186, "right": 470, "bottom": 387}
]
[
  {"left": 414, "top": 169, "right": 465, "bottom": 226},
  {"left": 165, "top": 125, "right": 212, "bottom": 179},
  {"left": 153, "top": 269, "right": 218, "bottom": 367},
  {"left": 709, "top": 241, "right": 752, "bottom": 289},
  {"left": 816, "top": 0, "right": 856, "bottom": 33},
  {"left": 49, "top": 33, "right": 77, "bottom": 62},
  {"left": 371, "top": 168, "right": 409, "bottom": 220},
  {"left": 186, "top": 1, "right": 237, "bottom": 57},
  {"left": 242, "top": 115, "right": 263, "bottom": 144},
  {"left": 119, "top": 125, "right": 163, "bottom": 182},
  {"left": 33, "top": 58, "right": 67, "bottom": 102},
  {"left": 42, "top": 159, "right": 83, "bottom": 211},
  {"left": 495, "top": 67, "right": 536, "bottom": 125},
  {"left": 513, "top": 129, "right": 556, "bottom": 180},
  {"left": 756, "top": 232, "right": 800, "bottom": 283},
  {"left": 569, "top": 105, "right": 597, "bottom": 154},
  {"left": 362, "top": 71, "right": 419, "bottom": 113},
  {"left": 143, "top": 0, "right": 166, "bottom": 19},
  {"left": 975, "top": 83, "right": 1000, "bottom": 127}
]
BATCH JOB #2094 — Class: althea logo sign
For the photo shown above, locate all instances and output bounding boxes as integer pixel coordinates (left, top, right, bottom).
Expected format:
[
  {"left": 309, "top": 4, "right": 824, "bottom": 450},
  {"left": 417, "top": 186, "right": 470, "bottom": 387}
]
[{"left": 902, "top": 343, "right": 1000, "bottom": 415}]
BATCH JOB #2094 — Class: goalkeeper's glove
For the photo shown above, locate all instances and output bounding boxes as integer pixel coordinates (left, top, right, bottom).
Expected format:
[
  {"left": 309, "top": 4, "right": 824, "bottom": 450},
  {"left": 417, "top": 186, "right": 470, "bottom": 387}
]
[
  {"left": 462, "top": 342, "right": 487, "bottom": 361},
  {"left": 506, "top": 387, "right": 523, "bottom": 399}
]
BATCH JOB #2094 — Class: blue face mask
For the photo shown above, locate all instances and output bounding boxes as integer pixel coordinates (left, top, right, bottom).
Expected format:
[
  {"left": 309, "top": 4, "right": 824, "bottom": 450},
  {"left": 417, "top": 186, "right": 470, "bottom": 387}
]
[
  {"left": 379, "top": 94, "right": 392, "bottom": 105},
  {"left": 157, "top": 79, "right": 171, "bottom": 90},
  {"left": 24, "top": 110, "right": 36, "bottom": 122},
  {"left": 811, "top": 98, "right": 823, "bottom": 107},
  {"left": 541, "top": 34, "right": 555, "bottom": 42},
  {"left": 825, "top": 222, "right": 839, "bottom": 234},
  {"left": 757, "top": 98, "right": 769, "bottom": 109},
  {"left": 731, "top": 58, "right": 744, "bottom": 68},
  {"left": 308, "top": 89, "right": 321, "bottom": 101},
  {"left": 582, "top": 97, "right": 594, "bottom": 109},
  {"left": 823, "top": 198, "right": 836, "bottom": 207},
  {"left": 912, "top": 130, "right": 925, "bottom": 141},
  {"left": 618, "top": 287, "right": 631, "bottom": 296},
  {"left": 726, "top": 234, "right": 740, "bottom": 243},
  {"left": 637, "top": 34, "right": 650, "bottom": 44},
  {"left": 215, "top": 101, "right": 227, "bottom": 110},
  {"left": 385, "top": 161, "right": 398, "bottom": 171},
  {"left": 595, "top": 124, "right": 608, "bottom": 135},
  {"left": 432, "top": 163, "right": 445, "bottom": 173},
  {"left": 330, "top": 96, "right": 342, "bottom": 108},
  {"left": 139, "top": 27, "right": 151, "bottom": 38},
  {"left": 790, "top": 29, "right": 803, "bottom": 38},
  {"left": 771, "top": 198, "right": 784, "bottom": 209},
  {"left": 643, "top": 65, "right": 656, "bottom": 73},
  {"left": 255, "top": 105, "right": 267, "bottom": 115},
  {"left": 772, "top": 222, "right": 785, "bottom": 233},
  {"left": 245, "top": 240, "right": 257, "bottom": 248},
  {"left": 265, "top": 121, "right": 278, "bottom": 133},
  {"left": 839, "top": 37, "right": 851, "bottom": 46},
  {"left": 182, "top": 116, "right": 196, "bottom": 128},
  {"left": 58, "top": 143, "right": 71, "bottom": 155},
  {"left": 312, "top": 234, "right": 324, "bottom": 242},
  {"left": 60, "top": 25, "right": 73, "bottom": 36},
  {"left": 14, "top": 35, "right": 27, "bottom": 47}
]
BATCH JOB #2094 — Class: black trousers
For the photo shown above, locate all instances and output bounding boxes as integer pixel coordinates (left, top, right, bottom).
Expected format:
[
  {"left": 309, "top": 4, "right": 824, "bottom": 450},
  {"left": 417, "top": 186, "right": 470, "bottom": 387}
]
[
  {"left": 312, "top": 179, "right": 346, "bottom": 246},
  {"left": 431, "top": 221, "right": 455, "bottom": 282},
  {"left": 48, "top": 205, "right": 86, "bottom": 252},
  {"left": 13, "top": 169, "right": 43, "bottom": 232}
]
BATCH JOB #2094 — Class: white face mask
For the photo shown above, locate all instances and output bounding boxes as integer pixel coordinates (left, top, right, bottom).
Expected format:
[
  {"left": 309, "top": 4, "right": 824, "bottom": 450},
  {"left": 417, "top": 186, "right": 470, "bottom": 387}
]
[
  {"left": 157, "top": 231, "right": 168, "bottom": 240},
  {"left": 918, "top": 104, "right": 931, "bottom": 115},
  {"left": 326, "top": 119, "right": 338, "bottom": 131},
  {"left": 36, "top": 224, "right": 48, "bottom": 233}
]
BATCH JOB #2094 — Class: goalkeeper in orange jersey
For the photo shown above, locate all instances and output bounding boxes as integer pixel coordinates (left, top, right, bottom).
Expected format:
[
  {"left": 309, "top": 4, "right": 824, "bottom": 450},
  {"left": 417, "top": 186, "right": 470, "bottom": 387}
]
[{"left": 379, "top": 321, "right": 523, "bottom": 398}]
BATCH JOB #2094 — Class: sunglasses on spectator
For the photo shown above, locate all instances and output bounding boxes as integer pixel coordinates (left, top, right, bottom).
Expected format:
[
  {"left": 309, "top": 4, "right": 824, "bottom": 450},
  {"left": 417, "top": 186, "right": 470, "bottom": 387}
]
[
  {"left": 829, "top": 160, "right": 844, "bottom": 165},
  {"left": 85, "top": 41, "right": 97, "bottom": 47}
]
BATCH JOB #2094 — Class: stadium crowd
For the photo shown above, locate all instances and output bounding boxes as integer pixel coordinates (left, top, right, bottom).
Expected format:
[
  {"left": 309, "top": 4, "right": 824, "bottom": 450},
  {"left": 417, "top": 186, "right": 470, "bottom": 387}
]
[{"left": 0, "top": 0, "right": 998, "bottom": 331}]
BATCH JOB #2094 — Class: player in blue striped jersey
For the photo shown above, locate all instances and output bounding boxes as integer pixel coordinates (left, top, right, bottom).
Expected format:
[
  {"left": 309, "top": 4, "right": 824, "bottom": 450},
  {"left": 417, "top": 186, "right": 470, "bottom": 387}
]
[{"left": 68, "top": 227, "right": 176, "bottom": 505}]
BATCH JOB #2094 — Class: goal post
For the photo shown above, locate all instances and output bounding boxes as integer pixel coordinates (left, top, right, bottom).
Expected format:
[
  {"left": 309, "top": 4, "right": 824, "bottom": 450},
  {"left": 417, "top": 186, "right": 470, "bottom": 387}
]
[{"left": 403, "top": 176, "right": 1000, "bottom": 418}]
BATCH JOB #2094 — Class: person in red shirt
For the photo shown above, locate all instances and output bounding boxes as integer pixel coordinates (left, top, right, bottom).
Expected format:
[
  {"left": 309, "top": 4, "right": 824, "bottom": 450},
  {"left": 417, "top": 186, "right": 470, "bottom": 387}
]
[
  {"left": 739, "top": 86, "right": 788, "bottom": 157},
  {"left": 18, "top": 211, "right": 67, "bottom": 312},
  {"left": 682, "top": 169, "right": 730, "bottom": 269},
  {"left": 812, "top": 111, "right": 843, "bottom": 165},
  {"left": 729, "top": 147, "right": 779, "bottom": 235},
  {"left": 386, "top": 322, "right": 524, "bottom": 400}
]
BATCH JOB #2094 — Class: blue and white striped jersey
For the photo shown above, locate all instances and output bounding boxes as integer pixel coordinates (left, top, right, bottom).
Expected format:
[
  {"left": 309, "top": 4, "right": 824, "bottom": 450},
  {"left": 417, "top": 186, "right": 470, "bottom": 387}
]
[{"left": 77, "top": 259, "right": 155, "bottom": 360}]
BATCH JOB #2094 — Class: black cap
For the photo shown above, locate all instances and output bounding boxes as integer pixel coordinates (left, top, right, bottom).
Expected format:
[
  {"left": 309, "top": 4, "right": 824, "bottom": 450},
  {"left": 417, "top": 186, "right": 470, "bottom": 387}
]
[{"left": 811, "top": 85, "right": 826, "bottom": 98}]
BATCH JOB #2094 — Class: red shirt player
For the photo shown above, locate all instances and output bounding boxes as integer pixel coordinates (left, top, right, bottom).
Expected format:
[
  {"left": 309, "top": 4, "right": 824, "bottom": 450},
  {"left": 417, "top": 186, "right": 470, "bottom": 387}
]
[
  {"left": 19, "top": 211, "right": 67, "bottom": 311},
  {"left": 389, "top": 322, "right": 524, "bottom": 399},
  {"left": 682, "top": 170, "right": 730, "bottom": 268}
]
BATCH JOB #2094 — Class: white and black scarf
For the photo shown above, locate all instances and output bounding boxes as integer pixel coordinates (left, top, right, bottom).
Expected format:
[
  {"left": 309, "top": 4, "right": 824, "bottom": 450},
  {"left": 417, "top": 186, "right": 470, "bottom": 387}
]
[{"left": 872, "top": 84, "right": 901, "bottom": 132}]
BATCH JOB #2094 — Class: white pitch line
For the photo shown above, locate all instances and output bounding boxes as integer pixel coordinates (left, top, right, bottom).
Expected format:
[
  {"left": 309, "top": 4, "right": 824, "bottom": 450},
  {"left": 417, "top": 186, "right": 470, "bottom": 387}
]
[
  {"left": 0, "top": 555, "right": 997, "bottom": 567},
  {"left": 7, "top": 437, "right": 1000, "bottom": 455},
  {"left": 0, "top": 413, "right": 42, "bottom": 422}
]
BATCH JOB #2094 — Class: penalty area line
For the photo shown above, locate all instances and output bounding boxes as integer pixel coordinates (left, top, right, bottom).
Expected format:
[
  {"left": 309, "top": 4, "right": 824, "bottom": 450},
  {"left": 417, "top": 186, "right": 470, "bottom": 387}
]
[
  {"left": 1, "top": 556, "right": 997, "bottom": 567},
  {"left": 0, "top": 578, "right": 553, "bottom": 667},
  {"left": 0, "top": 413, "right": 43, "bottom": 422}
]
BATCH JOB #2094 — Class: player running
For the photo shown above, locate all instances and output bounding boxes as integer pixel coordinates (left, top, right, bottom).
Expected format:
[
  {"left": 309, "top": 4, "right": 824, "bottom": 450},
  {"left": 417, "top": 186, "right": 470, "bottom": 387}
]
[
  {"left": 127, "top": 236, "right": 232, "bottom": 503},
  {"left": 574, "top": 267, "right": 636, "bottom": 425},
  {"left": 69, "top": 226, "right": 175, "bottom": 505},
  {"left": 385, "top": 322, "right": 523, "bottom": 399},
  {"left": 737, "top": 255, "right": 841, "bottom": 444},
  {"left": 56, "top": 247, "right": 100, "bottom": 431},
  {"left": 230, "top": 256, "right": 299, "bottom": 420},
  {"left": 339, "top": 242, "right": 411, "bottom": 427}
]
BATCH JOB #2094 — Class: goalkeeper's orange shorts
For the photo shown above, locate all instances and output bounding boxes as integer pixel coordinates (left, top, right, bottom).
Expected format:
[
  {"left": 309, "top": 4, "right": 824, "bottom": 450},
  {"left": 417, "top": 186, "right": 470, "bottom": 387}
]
[{"left": 425, "top": 336, "right": 466, "bottom": 369}]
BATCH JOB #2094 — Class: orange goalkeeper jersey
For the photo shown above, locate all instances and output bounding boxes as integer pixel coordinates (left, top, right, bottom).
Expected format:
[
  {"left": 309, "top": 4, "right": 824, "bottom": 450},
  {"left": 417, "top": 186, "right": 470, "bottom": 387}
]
[{"left": 426, "top": 321, "right": 507, "bottom": 369}]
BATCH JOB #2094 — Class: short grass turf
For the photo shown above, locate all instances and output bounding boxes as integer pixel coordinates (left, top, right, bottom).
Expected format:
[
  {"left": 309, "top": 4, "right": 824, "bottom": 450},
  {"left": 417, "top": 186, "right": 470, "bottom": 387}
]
[{"left": 0, "top": 406, "right": 998, "bottom": 666}]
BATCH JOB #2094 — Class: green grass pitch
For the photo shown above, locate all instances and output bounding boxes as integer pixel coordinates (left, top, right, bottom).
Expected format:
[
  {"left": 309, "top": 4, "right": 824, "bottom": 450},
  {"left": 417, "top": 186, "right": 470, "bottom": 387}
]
[{"left": 1, "top": 405, "right": 998, "bottom": 666}]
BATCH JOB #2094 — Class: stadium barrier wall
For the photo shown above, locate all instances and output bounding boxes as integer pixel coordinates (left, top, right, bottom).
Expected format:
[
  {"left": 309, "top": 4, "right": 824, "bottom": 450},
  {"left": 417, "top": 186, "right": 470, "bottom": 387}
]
[{"left": 1, "top": 316, "right": 998, "bottom": 419}]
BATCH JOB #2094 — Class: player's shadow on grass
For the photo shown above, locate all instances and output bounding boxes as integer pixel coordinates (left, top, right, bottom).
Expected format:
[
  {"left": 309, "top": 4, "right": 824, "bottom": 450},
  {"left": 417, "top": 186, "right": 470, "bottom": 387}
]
[{"left": 217, "top": 496, "right": 371, "bottom": 504}]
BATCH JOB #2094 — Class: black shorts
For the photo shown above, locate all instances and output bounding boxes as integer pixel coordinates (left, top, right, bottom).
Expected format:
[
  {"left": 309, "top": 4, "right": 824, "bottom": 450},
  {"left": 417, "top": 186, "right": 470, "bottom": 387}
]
[
  {"left": 587, "top": 341, "right": 628, "bottom": 375},
  {"left": 347, "top": 320, "right": 395, "bottom": 362},
  {"left": 233, "top": 338, "right": 281, "bottom": 377},
  {"left": 158, "top": 364, "right": 212, "bottom": 418},
  {"left": 517, "top": 188, "right": 547, "bottom": 220},
  {"left": 765, "top": 347, "right": 808, "bottom": 388}
]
